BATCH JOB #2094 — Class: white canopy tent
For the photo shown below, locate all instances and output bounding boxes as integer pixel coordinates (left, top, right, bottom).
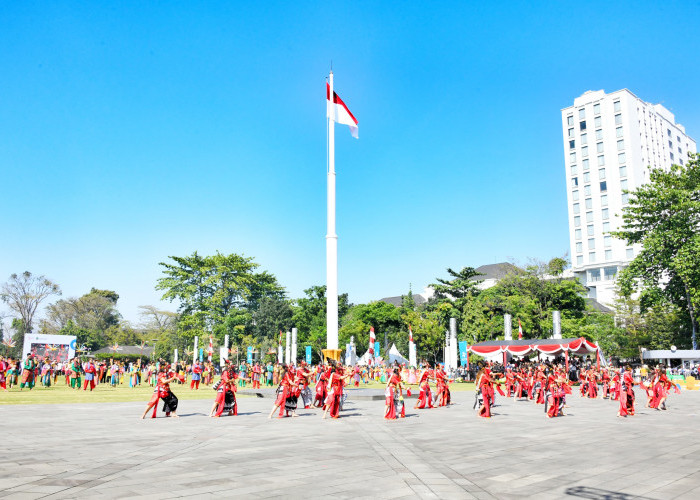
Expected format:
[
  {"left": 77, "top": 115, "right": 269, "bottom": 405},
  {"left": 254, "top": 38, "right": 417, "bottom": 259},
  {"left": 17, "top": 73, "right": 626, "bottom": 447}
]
[{"left": 387, "top": 344, "right": 409, "bottom": 365}]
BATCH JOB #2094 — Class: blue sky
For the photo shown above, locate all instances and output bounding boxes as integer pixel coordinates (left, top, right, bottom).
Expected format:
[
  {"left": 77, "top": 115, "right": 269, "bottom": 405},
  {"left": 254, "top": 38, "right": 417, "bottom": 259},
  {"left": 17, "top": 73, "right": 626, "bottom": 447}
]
[{"left": 1, "top": 2, "right": 699, "bottom": 324}]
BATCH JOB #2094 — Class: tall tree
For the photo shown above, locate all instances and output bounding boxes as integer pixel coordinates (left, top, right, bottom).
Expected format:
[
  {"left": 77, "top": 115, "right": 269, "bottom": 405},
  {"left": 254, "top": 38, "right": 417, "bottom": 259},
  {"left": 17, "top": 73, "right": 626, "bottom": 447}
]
[
  {"left": 430, "top": 267, "right": 484, "bottom": 301},
  {"left": 613, "top": 154, "right": 700, "bottom": 348},
  {"left": 1, "top": 272, "right": 61, "bottom": 335},
  {"left": 292, "top": 286, "right": 349, "bottom": 360}
]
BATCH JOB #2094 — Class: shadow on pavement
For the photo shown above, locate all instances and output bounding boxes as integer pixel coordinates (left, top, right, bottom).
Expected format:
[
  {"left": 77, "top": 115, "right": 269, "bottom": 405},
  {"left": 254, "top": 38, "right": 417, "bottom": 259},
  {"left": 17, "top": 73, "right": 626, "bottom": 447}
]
[{"left": 565, "top": 486, "right": 653, "bottom": 499}]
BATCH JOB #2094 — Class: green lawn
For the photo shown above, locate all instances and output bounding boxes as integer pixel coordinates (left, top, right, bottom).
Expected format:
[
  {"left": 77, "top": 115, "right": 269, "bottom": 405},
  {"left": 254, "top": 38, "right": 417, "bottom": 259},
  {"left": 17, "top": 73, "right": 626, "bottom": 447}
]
[
  {"left": 1, "top": 379, "right": 476, "bottom": 405},
  {"left": 0, "top": 381, "right": 223, "bottom": 405}
]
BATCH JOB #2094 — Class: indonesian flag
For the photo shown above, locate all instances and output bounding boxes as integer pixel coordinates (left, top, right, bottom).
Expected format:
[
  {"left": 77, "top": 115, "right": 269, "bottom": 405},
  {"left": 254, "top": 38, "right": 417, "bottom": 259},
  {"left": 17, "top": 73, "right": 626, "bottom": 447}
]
[
  {"left": 409, "top": 326, "right": 414, "bottom": 343},
  {"left": 208, "top": 336, "right": 213, "bottom": 361},
  {"left": 327, "top": 83, "right": 358, "bottom": 138},
  {"left": 518, "top": 319, "right": 523, "bottom": 340},
  {"left": 279, "top": 331, "right": 283, "bottom": 346},
  {"left": 368, "top": 327, "right": 375, "bottom": 361}
]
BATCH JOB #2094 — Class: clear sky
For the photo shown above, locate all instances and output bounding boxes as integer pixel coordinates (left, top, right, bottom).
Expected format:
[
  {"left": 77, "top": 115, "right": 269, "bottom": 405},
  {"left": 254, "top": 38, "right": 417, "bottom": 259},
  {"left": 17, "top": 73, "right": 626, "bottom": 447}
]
[{"left": 1, "top": 2, "right": 699, "bottom": 325}]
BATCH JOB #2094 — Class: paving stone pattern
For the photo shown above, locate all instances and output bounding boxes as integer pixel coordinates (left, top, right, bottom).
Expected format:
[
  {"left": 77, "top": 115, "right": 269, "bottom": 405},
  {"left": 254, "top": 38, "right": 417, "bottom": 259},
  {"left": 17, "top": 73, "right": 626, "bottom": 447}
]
[{"left": 1, "top": 388, "right": 700, "bottom": 499}]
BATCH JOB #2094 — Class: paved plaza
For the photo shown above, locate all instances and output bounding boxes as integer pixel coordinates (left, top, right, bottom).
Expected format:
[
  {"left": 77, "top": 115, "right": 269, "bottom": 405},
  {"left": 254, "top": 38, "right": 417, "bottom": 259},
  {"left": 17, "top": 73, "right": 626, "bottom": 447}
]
[{"left": 2, "top": 388, "right": 700, "bottom": 499}]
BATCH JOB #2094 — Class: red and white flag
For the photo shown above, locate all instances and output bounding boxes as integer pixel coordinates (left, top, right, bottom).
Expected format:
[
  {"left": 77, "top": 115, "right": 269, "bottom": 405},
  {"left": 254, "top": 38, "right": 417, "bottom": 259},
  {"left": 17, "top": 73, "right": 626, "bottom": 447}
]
[
  {"left": 208, "top": 336, "right": 213, "bottom": 362},
  {"left": 408, "top": 326, "right": 414, "bottom": 343},
  {"left": 327, "top": 83, "right": 358, "bottom": 138},
  {"left": 368, "top": 327, "right": 375, "bottom": 362},
  {"left": 518, "top": 319, "right": 523, "bottom": 340},
  {"left": 279, "top": 331, "right": 283, "bottom": 346}
]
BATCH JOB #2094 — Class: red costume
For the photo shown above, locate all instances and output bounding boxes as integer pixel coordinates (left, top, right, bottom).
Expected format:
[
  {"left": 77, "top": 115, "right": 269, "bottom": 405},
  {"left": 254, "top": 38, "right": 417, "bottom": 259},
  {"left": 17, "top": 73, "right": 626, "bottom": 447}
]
[
  {"left": 477, "top": 370, "right": 494, "bottom": 418},
  {"left": 618, "top": 370, "right": 635, "bottom": 417},
  {"left": 385, "top": 372, "right": 404, "bottom": 420},
  {"left": 325, "top": 369, "right": 344, "bottom": 419},
  {"left": 212, "top": 368, "right": 238, "bottom": 417},
  {"left": 415, "top": 368, "right": 434, "bottom": 409}
]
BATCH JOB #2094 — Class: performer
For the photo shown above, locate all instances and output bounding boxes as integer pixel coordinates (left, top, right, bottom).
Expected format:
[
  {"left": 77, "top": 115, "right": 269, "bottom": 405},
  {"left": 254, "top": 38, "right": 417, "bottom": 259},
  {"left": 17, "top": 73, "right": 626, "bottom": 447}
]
[
  {"left": 141, "top": 364, "right": 180, "bottom": 419},
  {"left": 20, "top": 354, "right": 36, "bottom": 390},
  {"left": 69, "top": 358, "right": 82, "bottom": 390},
  {"left": 601, "top": 368, "right": 611, "bottom": 399},
  {"left": 0, "top": 356, "right": 8, "bottom": 391},
  {"left": 414, "top": 364, "right": 434, "bottom": 409},
  {"left": 190, "top": 359, "right": 202, "bottom": 390},
  {"left": 434, "top": 364, "right": 451, "bottom": 407},
  {"left": 323, "top": 362, "right": 350, "bottom": 419},
  {"left": 618, "top": 366, "right": 635, "bottom": 417},
  {"left": 384, "top": 367, "right": 405, "bottom": 420},
  {"left": 211, "top": 362, "right": 238, "bottom": 417},
  {"left": 313, "top": 364, "right": 330, "bottom": 408},
  {"left": 296, "top": 362, "right": 313, "bottom": 409},
  {"left": 476, "top": 368, "right": 494, "bottom": 418},
  {"left": 586, "top": 368, "right": 598, "bottom": 399},
  {"left": 83, "top": 359, "right": 97, "bottom": 391}
]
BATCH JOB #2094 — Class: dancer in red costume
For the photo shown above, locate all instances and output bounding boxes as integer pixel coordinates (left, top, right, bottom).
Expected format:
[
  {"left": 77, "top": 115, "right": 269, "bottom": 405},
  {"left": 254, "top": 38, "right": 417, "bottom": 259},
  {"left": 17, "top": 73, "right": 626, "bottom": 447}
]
[
  {"left": 190, "top": 360, "right": 203, "bottom": 390},
  {"left": 384, "top": 367, "right": 405, "bottom": 419},
  {"left": 649, "top": 365, "right": 675, "bottom": 410},
  {"left": 617, "top": 366, "right": 635, "bottom": 417},
  {"left": 434, "top": 365, "right": 451, "bottom": 407},
  {"left": 610, "top": 369, "right": 620, "bottom": 401},
  {"left": 414, "top": 364, "right": 434, "bottom": 409},
  {"left": 295, "top": 362, "right": 313, "bottom": 409},
  {"left": 323, "top": 362, "right": 351, "bottom": 419},
  {"left": 476, "top": 368, "right": 495, "bottom": 418},
  {"left": 251, "top": 363, "right": 262, "bottom": 389},
  {"left": 269, "top": 366, "right": 295, "bottom": 418},
  {"left": 313, "top": 365, "right": 330, "bottom": 408},
  {"left": 211, "top": 363, "right": 238, "bottom": 417},
  {"left": 601, "top": 369, "right": 611, "bottom": 399},
  {"left": 534, "top": 366, "right": 546, "bottom": 404},
  {"left": 586, "top": 368, "right": 598, "bottom": 399},
  {"left": 141, "top": 364, "right": 180, "bottom": 419}
]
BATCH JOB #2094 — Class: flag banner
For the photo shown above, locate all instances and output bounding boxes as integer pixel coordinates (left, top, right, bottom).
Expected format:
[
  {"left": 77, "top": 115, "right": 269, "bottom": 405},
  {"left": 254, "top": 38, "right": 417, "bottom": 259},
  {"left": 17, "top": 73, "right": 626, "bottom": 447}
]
[
  {"left": 518, "top": 319, "right": 523, "bottom": 340},
  {"left": 459, "top": 341, "right": 469, "bottom": 366},
  {"left": 305, "top": 346, "right": 312, "bottom": 364},
  {"left": 408, "top": 326, "right": 413, "bottom": 343},
  {"left": 199, "top": 348, "right": 204, "bottom": 362},
  {"left": 327, "top": 83, "right": 358, "bottom": 138},
  {"left": 247, "top": 346, "right": 253, "bottom": 364},
  {"left": 374, "top": 341, "right": 381, "bottom": 358}
]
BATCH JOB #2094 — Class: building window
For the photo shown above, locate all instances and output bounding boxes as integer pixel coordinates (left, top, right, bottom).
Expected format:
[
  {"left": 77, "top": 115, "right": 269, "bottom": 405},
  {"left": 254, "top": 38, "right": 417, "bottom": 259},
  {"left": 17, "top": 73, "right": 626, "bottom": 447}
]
[
  {"left": 577, "top": 255, "right": 583, "bottom": 265},
  {"left": 617, "top": 139, "right": 624, "bottom": 151},
  {"left": 668, "top": 140, "right": 673, "bottom": 149},
  {"left": 586, "top": 211, "right": 593, "bottom": 223},
  {"left": 582, "top": 146, "right": 589, "bottom": 157},
  {"left": 620, "top": 179, "right": 628, "bottom": 190},
  {"left": 574, "top": 216, "right": 581, "bottom": 227},
  {"left": 584, "top": 185, "right": 591, "bottom": 196},
  {"left": 605, "top": 250, "right": 613, "bottom": 261},
  {"left": 604, "top": 266, "right": 617, "bottom": 279},
  {"left": 594, "top": 116, "right": 602, "bottom": 128},
  {"left": 589, "top": 252, "right": 597, "bottom": 264},
  {"left": 575, "top": 229, "right": 582, "bottom": 240},
  {"left": 597, "top": 142, "right": 604, "bottom": 153},
  {"left": 585, "top": 198, "right": 592, "bottom": 209},
  {"left": 567, "top": 116, "right": 573, "bottom": 126},
  {"left": 572, "top": 190, "right": 579, "bottom": 201},
  {"left": 678, "top": 146, "right": 682, "bottom": 154},
  {"left": 616, "top": 126, "right": 623, "bottom": 138},
  {"left": 568, "top": 128, "right": 574, "bottom": 138},
  {"left": 677, "top": 136, "right": 681, "bottom": 142},
  {"left": 614, "top": 101, "right": 621, "bottom": 112},
  {"left": 573, "top": 203, "right": 580, "bottom": 214},
  {"left": 588, "top": 238, "right": 595, "bottom": 250},
  {"left": 580, "top": 120, "right": 587, "bottom": 131},
  {"left": 626, "top": 248, "right": 634, "bottom": 259},
  {"left": 667, "top": 128, "right": 671, "bottom": 136},
  {"left": 619, "top": 165, "right": 627, "bottom": 177},
  {"left": 670, "top": 152, "right": 675, "bottom": 161},
  {"left": 581, "top": 133, "right": 588, "bottom": 145},
  {"left": 618, "top": 153, "right": 626, "bottom": 164},
  {"left": 594, "top": 103, "right": 601, "bottom": 115},
  {"left": 602, "top": 208, "right": 609, "bottom": 220},
  {"left": 598, "top": 155, "right": 605, "bottom": 166},
  {"left": 587, "top": 225, "right": 594, "bottom": 236},
  {"left": 578, "top": 108, "right": 586, "bottom": 119},
  {"left": 588, "top": 268, "right": 600, "bottom": 281},
  {"left": 572, "top": 177, "right": 578, "bottom": 187},
  {"left": 571, "top": 165, "right": 577, "bottom": 175},
  {"left": 601, "top": 194, "right": 608, "bottom": 206},
  {"left": 582, "top": 159, "right": 589, "bottom": 171},
  {"left": 604, "top": 235, "right": 612, "bottom": 247},
  {"left": 570, "top": 152, "right": 576, "bottom": 163},
  {"left": 599, "top": 168, "right": 606, "bottom": 180},
  {"left": 622, "top": 193, "right": 629, "bottom": 204},
  {"left": 615, "top": 114, "right": 622, "bottom": 125},
  {"left": 583, "top": 172, "right": 591, "bottom": 183},
  {"left": 603, "top": 222, "right": 610, "bottom": 233},
  {"left": 576, "top": 242, "right": 583, "bottom": 253},
  {"left": 595, "top": 129, "right": 603, "bottom": 140},
  {"left": 600, "top": 181, "right": 608, "bottom": 192},
  {"left": 569, "top": 140, "right": 575, "bottom": 149}
]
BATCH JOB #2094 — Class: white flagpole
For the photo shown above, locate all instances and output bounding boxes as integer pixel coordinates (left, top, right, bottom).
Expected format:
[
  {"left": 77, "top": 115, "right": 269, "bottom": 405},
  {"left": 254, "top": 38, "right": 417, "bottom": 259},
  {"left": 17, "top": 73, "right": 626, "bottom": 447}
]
[{"left": 326, "top": 71, "right": 339, "bottom": 350}]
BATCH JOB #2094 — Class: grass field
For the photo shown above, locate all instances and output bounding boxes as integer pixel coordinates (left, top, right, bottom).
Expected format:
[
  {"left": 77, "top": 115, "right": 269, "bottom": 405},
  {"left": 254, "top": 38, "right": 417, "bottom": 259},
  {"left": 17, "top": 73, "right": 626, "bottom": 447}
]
[{"left": 0, "top": 379, "right": 477, "bottom": 405}]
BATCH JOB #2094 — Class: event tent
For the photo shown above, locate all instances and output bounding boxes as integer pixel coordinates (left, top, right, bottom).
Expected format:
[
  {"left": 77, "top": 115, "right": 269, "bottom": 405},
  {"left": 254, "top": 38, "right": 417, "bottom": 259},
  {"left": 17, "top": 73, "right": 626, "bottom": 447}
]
[
  {"left": 387, "top": 344, "right": 409, "bottom": 365},
  {"left": 466, "top": 337, "right": 602, "bottom": 371}
]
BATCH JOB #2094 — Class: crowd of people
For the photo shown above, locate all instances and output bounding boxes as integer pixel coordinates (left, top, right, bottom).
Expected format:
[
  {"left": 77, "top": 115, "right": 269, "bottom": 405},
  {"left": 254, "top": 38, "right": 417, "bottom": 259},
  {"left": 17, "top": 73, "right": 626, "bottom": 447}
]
[{"left": 1, "top": 353, "right": 686, "bottom": 424}]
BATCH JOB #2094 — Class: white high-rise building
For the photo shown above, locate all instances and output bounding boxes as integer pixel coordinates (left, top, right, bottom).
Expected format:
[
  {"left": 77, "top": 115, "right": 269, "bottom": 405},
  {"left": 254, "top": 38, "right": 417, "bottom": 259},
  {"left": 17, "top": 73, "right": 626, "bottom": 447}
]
[{"left": 561, "top": 89, "right": 696, "bottom": 305}]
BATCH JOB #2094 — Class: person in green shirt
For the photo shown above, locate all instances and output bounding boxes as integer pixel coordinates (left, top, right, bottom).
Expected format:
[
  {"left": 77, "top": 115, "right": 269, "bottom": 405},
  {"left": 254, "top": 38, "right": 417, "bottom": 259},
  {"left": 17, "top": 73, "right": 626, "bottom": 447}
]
[
  {"left": 20, "top": 354, "right": 36, "bottom": 390},
  {"left": 70, "top": 358, "right": 83, "bottom": 389},
  {"left": 266, "top": 362, "right": 274, "bottom": 386}
]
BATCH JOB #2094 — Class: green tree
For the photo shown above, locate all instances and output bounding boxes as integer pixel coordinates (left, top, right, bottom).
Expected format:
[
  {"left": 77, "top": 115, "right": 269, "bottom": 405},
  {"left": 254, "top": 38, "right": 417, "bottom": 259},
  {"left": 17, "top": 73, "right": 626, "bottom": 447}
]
[
  {"left": 430, "top": 267, "right": 484, "bottom": 302},
  {"left": 292, "top": 286, "right": 349, "bottom": 361},
  {"left": 1, "top": 272, "right": 61, "bottom": 334},
  {"left": 339, "top": 301, "right": 402, "bottom": 355},
  {"left": 613, "top": 155, "right": 700, "bottom": 348}
]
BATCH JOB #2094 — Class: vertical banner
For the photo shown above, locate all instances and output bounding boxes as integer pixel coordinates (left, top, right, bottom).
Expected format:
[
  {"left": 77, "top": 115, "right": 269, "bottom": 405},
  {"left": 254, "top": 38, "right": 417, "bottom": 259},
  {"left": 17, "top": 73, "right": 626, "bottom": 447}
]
[
  {"left": 199, "top": 348, "right": 203, "bottom": 362},
  {"left": 305, "top": 345, "right": 312, "bottom": 364},
  {"left": 174, "top": 349, "right": 178, "bottom": 365},
  {"left": 285, "top": 331, "right": 291, "bottom": 365},
  {"left": 247, "top": 346, "right": 253, "bottom": 364},
  {"left": 459, "top": 341, "right": 468, "bottom": 366},
  {"left": 553, "top": 311, "right": 562, "bottom": 339},
  {"left": 409, "top": 342, "right": 417, "bottom": 367},
  {"left": 291, "top": 328, "right": 298, "bottom": 366},
  {"left": 219, "top": 347, "right": 228, "bottom": 367},
  {"left": 504, "top": 314, "right": 512, "bottom": 340},
  {"left": 374, "top": 341, "right": 381, "bottom": 360},
  {"left": 194, "top": 336, "right": 199, "bottom": 358}
]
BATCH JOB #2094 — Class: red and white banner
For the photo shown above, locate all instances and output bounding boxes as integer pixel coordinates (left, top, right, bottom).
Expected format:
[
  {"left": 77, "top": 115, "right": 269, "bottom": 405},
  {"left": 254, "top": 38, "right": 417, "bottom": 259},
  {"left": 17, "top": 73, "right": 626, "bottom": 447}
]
[
  {"left": 518, "top": 319, "right": 523, "bottom": 340},
  {"left": 327, "top": 83, "right": 358, "bottom": 138},
  {"left": 368, "top": 327, "right": 375, "bottom": 361},
  {"left": 208, "top": 336, "right": 213, "bottom": 362},
  {"left": 408, "top": 326, "right": 414, "bottom": 343}
]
